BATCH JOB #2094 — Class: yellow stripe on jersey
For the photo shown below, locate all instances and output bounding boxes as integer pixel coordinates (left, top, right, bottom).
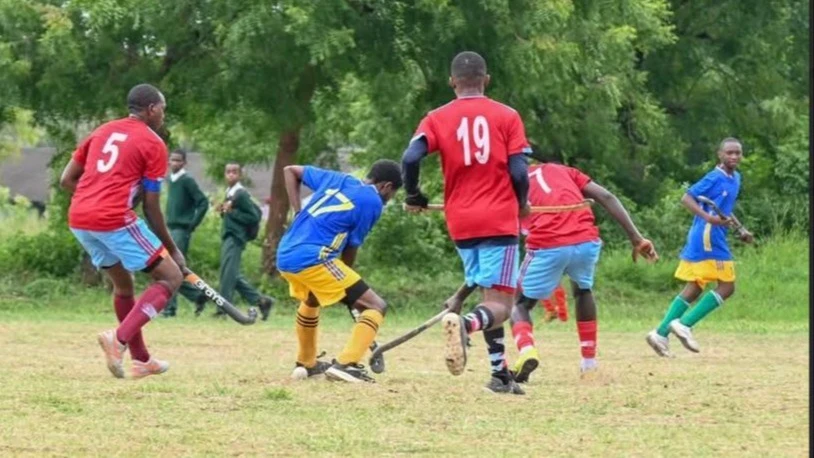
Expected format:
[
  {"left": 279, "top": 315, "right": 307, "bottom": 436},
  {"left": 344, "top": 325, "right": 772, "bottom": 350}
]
[
  {"left": 702, "top": 222, "right": 712, "bottom": 252},
  {"left": 319, "top": 232, "right": 348, "bottom": 260}
]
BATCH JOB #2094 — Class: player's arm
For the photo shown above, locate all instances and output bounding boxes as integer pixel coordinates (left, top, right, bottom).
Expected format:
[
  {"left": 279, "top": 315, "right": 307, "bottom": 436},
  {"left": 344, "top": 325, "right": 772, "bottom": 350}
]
[
  {"left": 680, "top": 193, "right": 729, "bottom": 226},
  {"left": 443, "top": 283, "right": 478, "bottom": 314},
  {"left": 283, "top": 165, "right": 305, "bottom": 214},
  {"left": 508, "top": 154, "right": 530, "bottom": 215},
  {"left": 59, "top": 160, "right": 84, "bottom": 194},
  {"left": 401, "top": 136, "right": 429, "bottom": 208},
  {"left": 582, "top": 182, "right": 658, "bottom": 262}
]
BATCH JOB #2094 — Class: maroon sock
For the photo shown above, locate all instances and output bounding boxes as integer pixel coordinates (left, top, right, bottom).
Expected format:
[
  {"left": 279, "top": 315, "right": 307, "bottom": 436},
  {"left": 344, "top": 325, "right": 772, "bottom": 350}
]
[
  {"left": 113, "top": 295, "right": 150, "bottom": 363},
  {"left": 116, "top": 283, "right": 172, "bottom": 347}
]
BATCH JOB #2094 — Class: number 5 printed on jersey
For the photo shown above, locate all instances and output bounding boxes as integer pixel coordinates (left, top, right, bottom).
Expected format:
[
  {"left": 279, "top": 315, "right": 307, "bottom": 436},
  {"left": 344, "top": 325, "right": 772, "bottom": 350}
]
[
  {"left": 308, "top": 189, "right": 354, "bottom": 217},
  {"left": 98, "top": 133, "right": 128, "bottom": 173}
]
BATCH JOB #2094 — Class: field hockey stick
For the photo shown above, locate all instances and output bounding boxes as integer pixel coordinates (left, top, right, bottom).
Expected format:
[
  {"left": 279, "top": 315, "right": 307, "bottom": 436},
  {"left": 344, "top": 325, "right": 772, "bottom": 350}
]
[
  {"left": 367, "top": 308, "right": 449, "bottom": 373},
  {"left": 348, "top": 306, "right": 385, "bottom": 374},
  {"left": 696, "top": 196, "right": 748, "bottom": 236},
  {"left": 403, "top": 199, "right": 595, "bottom": 213},
  {"left": 184, "top": 269, "right": 258, "bottom": 325}
]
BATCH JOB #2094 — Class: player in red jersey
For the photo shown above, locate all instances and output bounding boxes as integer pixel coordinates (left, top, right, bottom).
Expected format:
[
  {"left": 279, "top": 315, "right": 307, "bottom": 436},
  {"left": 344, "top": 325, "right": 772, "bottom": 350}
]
[
  {"left": 60, "top": 84, "right": 185, "bottom": 379},
  {"left": 402, "top": 51, "right": 532, "bottom": 394},
  {"left": 509, "top": 157, "right": 658, "bottom": 383}
]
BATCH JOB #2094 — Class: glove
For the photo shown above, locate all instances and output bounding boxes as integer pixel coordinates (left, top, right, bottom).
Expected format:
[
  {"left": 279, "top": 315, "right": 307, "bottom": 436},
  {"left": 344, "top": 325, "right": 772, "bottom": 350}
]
[{"left": 404, "top": 191, "right": 429, "bottom": 209}]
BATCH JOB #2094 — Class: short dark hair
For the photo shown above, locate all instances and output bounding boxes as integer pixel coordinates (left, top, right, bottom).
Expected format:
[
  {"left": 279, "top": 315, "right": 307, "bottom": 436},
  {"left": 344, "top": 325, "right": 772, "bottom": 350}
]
[
  {"left": 225, "top": 161, "right": 242, "bottom": 171},
  {"left": 170, "top": 148, "right": 187, "bottom": 160},
  {"left": 718, "top": 137, "right": 742, "bottom": 150},
  {"left": 127, "top": 84, "right": 163, "bottom": 114},
  {"left": 451, "top": 51, "right": 487, "bottom": 86},
  {"left": 367, "top": 159, "right": 402, "bottom": 189}
]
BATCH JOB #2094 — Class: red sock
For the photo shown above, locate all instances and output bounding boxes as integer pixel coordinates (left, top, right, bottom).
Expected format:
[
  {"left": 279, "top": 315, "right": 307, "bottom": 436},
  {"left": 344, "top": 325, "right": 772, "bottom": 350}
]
[
  {"left": 542, "top": 298, "right": 556, "bottom": 313},
  {"left": 116, "top": 283, "right": 172, "bottom": 346},
  {"left": 554, "top": 286, "right": 568, "bottom": 321},
  {"left": 114, "top": 295, "right": 150, "bottom": 363},
  {"left": 512, "top": 321, "right": 536, "bottom": 352},
  {"left": 577, "top": 320, "right": 597, "bottom": 358}
]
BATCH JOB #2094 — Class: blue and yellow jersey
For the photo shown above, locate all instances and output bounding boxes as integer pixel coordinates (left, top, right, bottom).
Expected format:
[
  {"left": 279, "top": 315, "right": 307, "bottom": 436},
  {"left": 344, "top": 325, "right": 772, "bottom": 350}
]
[
  {"left": 679, "top": 166, "right": 742, "bottom": 262},
  {"left": 276, "top": 167, "right": 383, "bottom": 273}
]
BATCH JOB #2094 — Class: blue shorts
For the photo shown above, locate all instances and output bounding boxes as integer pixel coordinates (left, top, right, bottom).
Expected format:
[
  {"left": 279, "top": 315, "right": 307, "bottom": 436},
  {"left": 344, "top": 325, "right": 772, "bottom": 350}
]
[
  {"left": 456, "top": 243, "right": 519, "bottom": 293},
  {"left": 519, "top": 240, "right": 602, "bottom": 300},
  {"left": 70, "top": 219, "right": 164, "bottom": 272}
]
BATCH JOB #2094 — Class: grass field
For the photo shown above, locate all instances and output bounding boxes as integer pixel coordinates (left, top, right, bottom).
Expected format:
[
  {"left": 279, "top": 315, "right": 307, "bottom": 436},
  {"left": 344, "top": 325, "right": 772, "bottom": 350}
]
[{"left": 0, "top": 308, "right": 808, "bottom": 457}]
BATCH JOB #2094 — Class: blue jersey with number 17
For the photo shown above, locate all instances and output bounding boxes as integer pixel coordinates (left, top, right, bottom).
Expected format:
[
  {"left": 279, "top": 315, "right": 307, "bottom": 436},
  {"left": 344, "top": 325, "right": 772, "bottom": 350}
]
[{"left": 276, "top": 166, "right": 383, "bottom": 273}]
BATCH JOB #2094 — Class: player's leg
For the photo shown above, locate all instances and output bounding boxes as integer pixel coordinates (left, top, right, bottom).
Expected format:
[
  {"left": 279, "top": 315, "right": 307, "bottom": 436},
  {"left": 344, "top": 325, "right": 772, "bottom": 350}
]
[
  {"left": 564, "top": 240, "right": 602, "bottom": 376},
  {"left": 100, "top": 220, "right": 182, "bottom": 378},
  {"left": 103, "top": 263, "right": 150, "bottom": 364},
  {"left": 646, "top": 261, "right": 704, "bottom": 357},
  {"left": 162, "top": 227, "right": 189, "bottom": 317},
  {"left": 509, "top": 247, "right": 569, "bottom": 383},
  {"left": 289, "top": 288, "right": 330, "bottom": 380},
  {"left": 671, "top": 262, "right": 736, "bottom": 353}
]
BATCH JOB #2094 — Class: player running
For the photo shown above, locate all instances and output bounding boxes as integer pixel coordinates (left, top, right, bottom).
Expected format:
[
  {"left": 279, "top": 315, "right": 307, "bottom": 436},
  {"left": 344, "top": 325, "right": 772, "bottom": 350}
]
[
  {"left": 509, "top": 159, "right": 658, "bottom": 382},
  {"left": 401, "top": 51, "right": 532, "bottom": 394},
  {"left": 277, "top": 160, "right": 402, "bottom": 383},
  {"left": 60, "top": 83, "right": 184, "bottom": 379},
  {"left": 646, "top": 138, "right": 753, "bottom": 357}
]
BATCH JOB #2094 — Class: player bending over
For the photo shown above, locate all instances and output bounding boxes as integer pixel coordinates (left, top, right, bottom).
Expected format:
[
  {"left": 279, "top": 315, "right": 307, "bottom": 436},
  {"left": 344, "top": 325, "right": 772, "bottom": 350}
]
[
  {"left": 60, "top": 84, "right": 185, "bottom": 379},
  {"left": 277, "top": 160, "right": 402, "bottom": 383},
  {"left": 646, "top": 138, "right": 753, "bottom": 357},
  {"left": 510, "top": 159, "right": 658, "bottom": 382},
  {"left": 402, "top": 51, "right": 532, "bottom": 394}
]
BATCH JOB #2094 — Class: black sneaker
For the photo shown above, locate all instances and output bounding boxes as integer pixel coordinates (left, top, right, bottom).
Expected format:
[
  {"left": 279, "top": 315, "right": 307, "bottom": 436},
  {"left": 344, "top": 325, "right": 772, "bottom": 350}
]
[
  {"left": 257, "top": 296, "right": 274, "bottom": 321},
  {"left": 291, "top": 360, "right": 331, "bottom": 380},
  {"left": 325, "top": 360, "right": 375, "bottom": 383},
  {"left": 194, "top": 294, "right": 208, "bottom": 317},
  {"left": 484, "top": 376, "right": 525, "bottom": 395}
]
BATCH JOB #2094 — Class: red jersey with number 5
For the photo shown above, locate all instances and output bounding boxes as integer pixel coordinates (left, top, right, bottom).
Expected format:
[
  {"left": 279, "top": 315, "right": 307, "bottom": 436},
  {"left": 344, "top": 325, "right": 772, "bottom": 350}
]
[
  {"left": 521, "top": 163, "right": 600, "bottom": 249},
  {"left": 68, "top": 117, "right": 168, "bottom": 231},
  {"left": 413, "top": 96, "right": 531, "bottom": 241}
]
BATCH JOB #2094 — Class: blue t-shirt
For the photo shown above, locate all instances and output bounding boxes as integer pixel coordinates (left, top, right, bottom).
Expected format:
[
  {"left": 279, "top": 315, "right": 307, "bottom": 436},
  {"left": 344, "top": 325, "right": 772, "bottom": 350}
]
[
  {"left": 276, "top": 167, "right": 383, "bottom": 273},
  {"left": 679, "top": 166, "right": 742, "bottom": 262}
]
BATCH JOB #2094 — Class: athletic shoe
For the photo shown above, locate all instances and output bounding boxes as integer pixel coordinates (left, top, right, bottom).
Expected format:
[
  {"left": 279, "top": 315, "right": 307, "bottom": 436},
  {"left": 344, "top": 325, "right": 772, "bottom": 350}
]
[
  {"left": 325, "top": 360, "right": 375, "bottom": 383},
  {"left": 646, "top": 330, "right": 672, "bottom": 357},
  {"left": 97, "top": 329, "right": 127, "bottom": 379},
  {"left": 257, "top": 296, "right": 274, "bottom": 321},
  {"left": 511, "top": 347, "right": 540, "bottom": 384},
  {"left": 194, "top": 294, "right": 208, "bottom": 317},
  {"left": 441, "top": 313, "right": 467, "bottom": 376},
  {"left": 483, "top": 376, "right": 525, "bottom": 395},
  {"left": 579, "top": 358, "right": 598, "bottom": 379},
  {"left": 669, "top": 319, "right": 700, "bottom": 353},
  {"left": 291, "top": 360, "right": 331, "bottom": 380},
  {"left": 132, "top": 358, "right": 170, "bottom": 379}
]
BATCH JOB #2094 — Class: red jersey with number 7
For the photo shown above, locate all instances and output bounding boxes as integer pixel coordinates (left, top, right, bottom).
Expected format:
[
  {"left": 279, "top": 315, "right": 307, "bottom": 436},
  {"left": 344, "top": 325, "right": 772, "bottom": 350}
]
[
  {"left": 413, "top": 96, "right": 531, "bottom": 241},
  {"left": 68, "top": 117, "right": 168, "bottom": 231},
  {"left": 521, "top": 163, "right": 600, "bottom": 249}
]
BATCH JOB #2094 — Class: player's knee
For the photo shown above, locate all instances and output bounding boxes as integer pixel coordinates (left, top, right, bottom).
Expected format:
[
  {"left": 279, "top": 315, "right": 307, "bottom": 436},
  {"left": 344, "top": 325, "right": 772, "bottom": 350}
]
[
  {"left": 515, "top": 294, "right": 537, "bottom": 311},
  {"left": 718, "top": 283, "right": 735, "bottom": 300},
  {"left": 368, "top": 297, "right": 388, "bottom": 315},
  {"left": 158, "top": 262, "right": 183, "bottom": 291}
]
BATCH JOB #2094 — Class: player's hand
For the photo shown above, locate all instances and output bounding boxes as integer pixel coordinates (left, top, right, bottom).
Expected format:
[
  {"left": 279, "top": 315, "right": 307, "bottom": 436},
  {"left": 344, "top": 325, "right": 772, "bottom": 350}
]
[
  {"left": 519, "top": 203, "right": 531, "bottom": 218},
  {"left": 443, "top": 294, "right": 464, "bottom": 314},
  {"left": 632, "top": 238, "right": 658, "bottom": 263},
  {"left": 705, "top": 213, "right": 730, "bottom": 226},
  {"left": 738, "top": 229, "right": 754, "bottom": 244},
  {"left": 170, "top": 248, "right": 187, "bottom": 272},
  {"left": 404, "top": 191, "right": 429, "bottom": 212}
]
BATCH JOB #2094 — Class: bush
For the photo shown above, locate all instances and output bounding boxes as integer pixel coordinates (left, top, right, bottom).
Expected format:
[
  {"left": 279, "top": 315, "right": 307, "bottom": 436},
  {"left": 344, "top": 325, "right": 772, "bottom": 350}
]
[{"left": 2, "top": 230, "right": 84, "bottom": 277}]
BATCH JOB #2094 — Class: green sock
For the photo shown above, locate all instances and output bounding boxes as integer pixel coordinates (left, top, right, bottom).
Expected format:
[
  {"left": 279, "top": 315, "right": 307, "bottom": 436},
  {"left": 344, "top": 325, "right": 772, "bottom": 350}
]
[
  {"left": 656, "top": 296, "right": 690, "bottom": 337},
  {"left": 680, "top": 291, "right": 723, "bottom": 327}
]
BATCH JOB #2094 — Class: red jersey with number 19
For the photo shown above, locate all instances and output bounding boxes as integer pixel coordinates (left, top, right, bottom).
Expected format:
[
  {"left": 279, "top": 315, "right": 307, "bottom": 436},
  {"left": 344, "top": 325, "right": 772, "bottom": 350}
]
[
  {"left": 68, "top": 117, "right": 168, "bottom": 231},
  {"left": 521, "top": 163, "right": 600, "bottom": 249},
  {"left": 413, "top": 96, "right": 531, "bottom": 241}
]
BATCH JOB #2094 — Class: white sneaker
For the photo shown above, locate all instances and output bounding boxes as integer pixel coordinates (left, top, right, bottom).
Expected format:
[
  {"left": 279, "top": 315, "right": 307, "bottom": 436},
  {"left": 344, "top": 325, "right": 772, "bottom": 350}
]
[
  {"left": 646, "top": 330, "right": 672, "bottom": 357},
  {"left": 579, "top": 358, "right": 598, "bottom": 379},
  {"left": 669, "top": 319, "right": 700, "bottom": 353}
]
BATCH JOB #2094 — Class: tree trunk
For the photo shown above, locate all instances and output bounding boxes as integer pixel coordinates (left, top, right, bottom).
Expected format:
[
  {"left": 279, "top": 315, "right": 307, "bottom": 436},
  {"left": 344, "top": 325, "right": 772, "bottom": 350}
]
[{"left": 261, "top": 129, "right": 300, "bottom": 276}]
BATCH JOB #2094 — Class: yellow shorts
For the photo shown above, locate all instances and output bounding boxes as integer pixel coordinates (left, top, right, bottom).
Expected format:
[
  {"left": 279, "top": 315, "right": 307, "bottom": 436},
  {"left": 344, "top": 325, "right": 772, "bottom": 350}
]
[
  {"left": 674, "top": 260, "right": 736, "bottom": 289},
  {"left": 280, "top": 259, "right": 362, "bottom": 307}
]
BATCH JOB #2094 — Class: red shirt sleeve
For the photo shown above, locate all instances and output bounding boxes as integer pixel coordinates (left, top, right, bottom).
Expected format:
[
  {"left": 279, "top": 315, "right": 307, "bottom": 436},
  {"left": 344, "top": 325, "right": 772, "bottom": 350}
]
[
  {"left": 413, "top": 114, "right": 438, "bottom": 153},
  {"left": 506, "top": 111, "right": 531, "bottom": 156},
  {"left": 568, "top": 166, "right": 593, "bottom": 190},
  {"left": 72, "top": 135, "right": 93, "bottom": 165},
  {"left": 143, "top": 140, "right": 169, "bottom": 181}
]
